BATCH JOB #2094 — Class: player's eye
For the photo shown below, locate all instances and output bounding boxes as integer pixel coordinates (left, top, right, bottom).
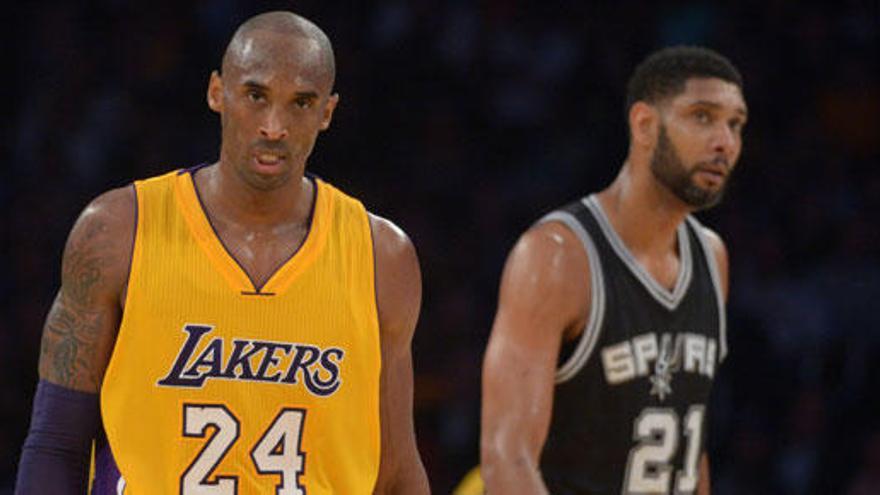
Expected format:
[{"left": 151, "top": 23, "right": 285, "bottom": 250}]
[
  {"left": 294, "top": 97, "right": 313, "bottom": 109},
  {"left": 247, "top": 90, "right": 265, "bottom": 103},
  {"left": 694, "top": 110, "right": 711, "bottom": 124},
  {"left": 729, "top": 119, "right": 745, "bottom": 134}
]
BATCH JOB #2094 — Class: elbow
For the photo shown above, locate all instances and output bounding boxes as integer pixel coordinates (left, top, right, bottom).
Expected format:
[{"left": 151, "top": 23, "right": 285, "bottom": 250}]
[
  {"left": 480, "top": 427, "right": 504, "bottom": 471},
  {"left": 480, "top": 435, "right": 538, "bottom": 485},
  {"left": 480, "top": 442, "right": 502, "bottom": 483}
]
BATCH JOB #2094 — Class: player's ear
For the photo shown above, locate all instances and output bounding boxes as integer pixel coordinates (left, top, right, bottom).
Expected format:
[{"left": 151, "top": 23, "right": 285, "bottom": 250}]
[
  {"left": 628, "top": 101, "right": 658, "bottom": 149},
  {"left": 319, "top": 93, "right": 339, "bottom": 131},
  {"left": 207, "top": 70, "right": 224, "bottom": 113}
]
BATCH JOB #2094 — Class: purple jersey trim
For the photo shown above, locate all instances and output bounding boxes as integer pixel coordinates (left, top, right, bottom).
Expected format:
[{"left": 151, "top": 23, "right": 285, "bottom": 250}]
[
  {"left": 90, "top": 431, "right": 123, "bottom": 495},
  {"left": 186, "top": 167, "right": 319, "bottom": 294},
  {"left": 119, "top": 183, "right": 138, "bottom": 310},
  {"left": 177, "top": 162, "right": 210, "bottom": 175}
]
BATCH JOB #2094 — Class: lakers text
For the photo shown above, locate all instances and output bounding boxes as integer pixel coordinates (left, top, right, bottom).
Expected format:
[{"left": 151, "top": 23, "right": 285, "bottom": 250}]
[{"left": 157, "top": 324, "right": 344, "bottom": 396}]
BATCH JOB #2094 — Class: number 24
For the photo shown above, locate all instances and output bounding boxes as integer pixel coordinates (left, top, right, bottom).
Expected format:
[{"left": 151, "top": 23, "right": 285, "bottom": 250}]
[{"left": 182, "top": 404, "right": 307, "bottom": 495}]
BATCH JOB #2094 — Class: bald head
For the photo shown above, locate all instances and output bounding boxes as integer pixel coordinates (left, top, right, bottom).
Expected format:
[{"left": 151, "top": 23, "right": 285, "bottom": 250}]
[{"left": 222, "top": 11, "right": 336, "bottom": 90}]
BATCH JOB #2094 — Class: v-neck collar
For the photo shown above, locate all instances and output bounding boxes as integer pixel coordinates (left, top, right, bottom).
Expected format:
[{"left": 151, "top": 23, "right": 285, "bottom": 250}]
[
  {"left": 584, "top": 195, "right": 692, "bottom": 311},
  {"left": 173, "top": 167, "right": 332, "bottom": 296}
]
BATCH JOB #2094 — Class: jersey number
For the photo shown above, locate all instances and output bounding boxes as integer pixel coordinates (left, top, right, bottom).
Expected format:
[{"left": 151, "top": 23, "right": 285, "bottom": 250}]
[
  {"left": 182, "top": 404, "right": 306, "bottom": 495},
  {"left": 623, "top": 405, "right": 704, "bottom": 494}
]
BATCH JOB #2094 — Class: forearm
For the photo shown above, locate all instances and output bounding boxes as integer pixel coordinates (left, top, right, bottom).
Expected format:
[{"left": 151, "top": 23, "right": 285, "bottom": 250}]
[{"left": 15, "top": 380, "right": 100, "bottom": 495}]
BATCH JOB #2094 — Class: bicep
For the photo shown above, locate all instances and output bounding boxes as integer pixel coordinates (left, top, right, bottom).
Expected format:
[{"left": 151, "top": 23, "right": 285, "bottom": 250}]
[
  {"left": 370, "top": 214, "right": 428, "bottom": 493},
  {"left": 481, "top": 225, "right": 590, "bottom": 463},
  {"left": 372, "top": 214, "right": 421, "bottom": 421},
  {"left": 38, "top": 186, "right": 135, "bottom": 393}
]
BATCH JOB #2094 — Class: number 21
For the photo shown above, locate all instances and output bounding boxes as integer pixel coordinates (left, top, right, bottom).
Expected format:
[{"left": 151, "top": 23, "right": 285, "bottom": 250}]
[{"left": 624, "top": 405, "right": 704, "bottom": 494}]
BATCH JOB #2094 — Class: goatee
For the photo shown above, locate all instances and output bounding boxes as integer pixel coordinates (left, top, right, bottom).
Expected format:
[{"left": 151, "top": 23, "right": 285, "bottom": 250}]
[{"left": 650, "top": 125, "right": 727, "bottom": 210}]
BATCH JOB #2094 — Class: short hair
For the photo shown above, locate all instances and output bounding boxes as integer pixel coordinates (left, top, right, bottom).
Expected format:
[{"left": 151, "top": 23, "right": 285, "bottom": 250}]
[
  {"left": 222, "top": 11, "right": 336, "bottom": 89},
  {"left": 625, "top": 46, "right": 743, "bottom": 113}
]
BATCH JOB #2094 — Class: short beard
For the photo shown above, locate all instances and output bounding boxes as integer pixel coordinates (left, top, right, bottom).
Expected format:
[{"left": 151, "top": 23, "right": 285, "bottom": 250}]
[{"left": 650, "top": 125, "right": 725, "bottom": 210}]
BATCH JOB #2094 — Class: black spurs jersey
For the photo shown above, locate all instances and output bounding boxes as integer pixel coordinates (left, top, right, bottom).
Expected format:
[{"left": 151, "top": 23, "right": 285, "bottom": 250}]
[{"left": 538, "top": 195, "right": 727, "bottom": 495}]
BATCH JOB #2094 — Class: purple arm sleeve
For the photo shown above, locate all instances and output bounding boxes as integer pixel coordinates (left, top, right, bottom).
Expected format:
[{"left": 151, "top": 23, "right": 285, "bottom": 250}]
[{"left": 15, "top": 380, "right": 100, "bottom": 495}]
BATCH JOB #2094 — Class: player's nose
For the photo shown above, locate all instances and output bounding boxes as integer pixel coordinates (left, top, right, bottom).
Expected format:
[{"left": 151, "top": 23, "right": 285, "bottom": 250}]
[
  {"left": 710, "top": 123, "right": 737, "bottom": 156},
  {"left": 259, "top": 106, "right": 289, "bottom": 141}
]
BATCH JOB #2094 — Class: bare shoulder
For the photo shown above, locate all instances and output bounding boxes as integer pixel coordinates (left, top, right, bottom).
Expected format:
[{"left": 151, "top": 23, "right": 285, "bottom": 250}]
[
  {"left": 497, "top": 220, "right": 591, "bottom": 341},
  {"left": 504, "top": 220, "right": 591, "bottom": 303},
  {"left": 74, "top": 186, "right": 137, "bottom": 237},
  {"left": 514, "top": 220, "right": 588, "bottom": 270},
  {"left": 368, "top": 213, "right": 417, "bottom": 266},
  {"left": 64, "top": 186, "right": 137, "bottom": 303},
  {"left": 368, "top": 213, "right": 420, "bottom": 338},
  {"left": 72, "top": 185, "right": 137, "bottom": 243}
]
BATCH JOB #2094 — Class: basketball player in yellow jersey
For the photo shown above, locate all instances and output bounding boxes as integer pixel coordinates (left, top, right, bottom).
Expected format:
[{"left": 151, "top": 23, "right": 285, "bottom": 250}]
[{"left": 16, "top": 11, "right": 430, "bottom": 495}]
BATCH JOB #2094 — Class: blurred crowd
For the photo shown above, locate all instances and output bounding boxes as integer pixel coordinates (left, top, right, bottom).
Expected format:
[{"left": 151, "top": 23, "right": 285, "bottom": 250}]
[{"left": 2, "top": 1, "right": 878, "bottom": 493}]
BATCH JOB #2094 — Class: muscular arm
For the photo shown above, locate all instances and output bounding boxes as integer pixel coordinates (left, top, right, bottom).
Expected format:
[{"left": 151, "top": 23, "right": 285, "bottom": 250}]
[
  {"left": 16, "top": 186, "right": 135, "bottom": 494},
  {"left": 369, "top": 214, "right": 430, "bottom": 495},
  {"left": 698, "top": 226, "right": 730, "bottom": 495},
  {"left": 38, "top": 186, "right": 134, "bottom": 391},
  {"left": 480, "top": 222, "right": 590, "bottom": 495}
]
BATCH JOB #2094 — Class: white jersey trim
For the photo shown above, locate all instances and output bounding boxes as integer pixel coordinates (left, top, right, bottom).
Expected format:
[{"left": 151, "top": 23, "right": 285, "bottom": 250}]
[
  {"left": 584, "top": 195, "right": 693, "bottom": 311},
  {"left": 685, "top": 216, "right": 728, "bottom": 362},
  {"left": 537, "top": 211, "right": 607, "bottom": 384}
]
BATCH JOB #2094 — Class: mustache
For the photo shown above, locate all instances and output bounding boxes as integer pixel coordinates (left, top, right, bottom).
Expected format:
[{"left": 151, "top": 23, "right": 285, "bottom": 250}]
[
  {"left": 694, "top": 156, "right": 730, "bottom": 172},
  {"left": 250, "top": 141, "right": 290, "bottom": 155},
  {"left": 700, "top": 156, "right": 729, "bottom": 167}
]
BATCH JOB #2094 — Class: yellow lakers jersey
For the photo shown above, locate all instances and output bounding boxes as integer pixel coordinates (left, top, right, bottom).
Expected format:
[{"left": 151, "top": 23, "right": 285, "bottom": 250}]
[{"left": 98, "top": 167, "right": 381, "bottom": 494}]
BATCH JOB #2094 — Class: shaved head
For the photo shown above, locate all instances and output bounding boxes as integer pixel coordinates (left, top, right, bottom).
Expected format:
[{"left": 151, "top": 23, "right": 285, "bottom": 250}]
[
  {"left": 222, "top": 11, "right": 336, "bottom": 90},
  {"left": 207, "top": 11, "right": 341, "bottom": 191}
]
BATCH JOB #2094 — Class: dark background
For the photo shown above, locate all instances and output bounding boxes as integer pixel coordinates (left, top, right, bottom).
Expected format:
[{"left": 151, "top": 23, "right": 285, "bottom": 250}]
[{"left": 3, "top": 1, "right": 879, "bottom": 493}]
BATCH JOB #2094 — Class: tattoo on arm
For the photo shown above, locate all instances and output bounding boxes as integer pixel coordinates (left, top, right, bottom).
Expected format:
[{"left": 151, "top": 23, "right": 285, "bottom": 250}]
[
  {"left": 40, "top": 299, "right": 106, "bottom": 389},
  {"left": 39, "top": 213, "right": 120, "bottom": 391},
  {"left": 65, "top": 222, "right": 105, "bottom": 308}
]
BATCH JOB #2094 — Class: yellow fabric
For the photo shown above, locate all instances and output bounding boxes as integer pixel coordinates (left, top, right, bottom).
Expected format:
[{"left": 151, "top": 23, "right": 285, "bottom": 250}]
[
  {"left": 88, "top": 441, "right": 94, "bottom": 492},
  {"left": 453, "top": 466, "right": 485, "bottom": 495},
  {"left": 100, "top": 169, "right": 381, "bottom": 494}
]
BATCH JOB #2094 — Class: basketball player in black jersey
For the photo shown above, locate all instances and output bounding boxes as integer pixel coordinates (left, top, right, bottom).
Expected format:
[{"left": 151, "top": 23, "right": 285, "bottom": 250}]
[{"left": 480, "top": 46, "right": 747, "bottom": 494}]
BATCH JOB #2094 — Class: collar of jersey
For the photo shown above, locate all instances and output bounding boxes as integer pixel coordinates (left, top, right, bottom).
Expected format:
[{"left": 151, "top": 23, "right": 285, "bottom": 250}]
[
  {"left": 173, "top": 169, "right": 332, "bottom": 296},
  {"left": 584, "top": 195, "right": 693, "bottom": 311}
]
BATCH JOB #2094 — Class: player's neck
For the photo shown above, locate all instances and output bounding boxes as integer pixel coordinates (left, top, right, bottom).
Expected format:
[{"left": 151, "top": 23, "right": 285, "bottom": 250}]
[
  {"left": 597, "top": 162, "right": 690, "bottom": 256},
  {"left": 196, "top": 162, "right": 313, "bottom": 228}
]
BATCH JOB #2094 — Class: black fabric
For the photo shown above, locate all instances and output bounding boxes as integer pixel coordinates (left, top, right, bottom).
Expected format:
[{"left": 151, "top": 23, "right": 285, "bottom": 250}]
[
  {"left": 15, "top": 380, "right": 100, "bottom": 495},
  {"left": 541, "top": 199, "right": 722, "bottom": 495}
]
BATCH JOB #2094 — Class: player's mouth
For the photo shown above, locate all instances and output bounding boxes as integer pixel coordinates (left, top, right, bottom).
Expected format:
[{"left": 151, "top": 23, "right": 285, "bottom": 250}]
[
  {"left": 693, "top": 163, "right": 727, "bottom": 188},
  {"left": 252, "top": 152, "right": 287, "bottom": 173}
]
